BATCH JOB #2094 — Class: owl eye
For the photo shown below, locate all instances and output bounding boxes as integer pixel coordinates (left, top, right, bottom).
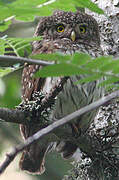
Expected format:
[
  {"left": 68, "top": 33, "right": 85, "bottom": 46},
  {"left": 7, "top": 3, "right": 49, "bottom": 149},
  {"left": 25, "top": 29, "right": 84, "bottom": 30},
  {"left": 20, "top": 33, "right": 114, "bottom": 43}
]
[
  {"left": 57, "top": 24, "right": 65, "bottom": 32},
  {"left": 79, "top": 25, "right": 86, "bottom": 34}
]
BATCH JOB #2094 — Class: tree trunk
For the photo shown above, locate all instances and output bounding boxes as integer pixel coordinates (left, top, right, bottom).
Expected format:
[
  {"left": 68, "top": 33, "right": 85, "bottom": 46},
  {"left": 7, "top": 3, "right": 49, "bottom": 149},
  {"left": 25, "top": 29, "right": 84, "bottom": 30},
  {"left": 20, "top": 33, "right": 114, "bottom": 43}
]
[{"left": 63, "top": 1, "right": 119, "bottom": 179}]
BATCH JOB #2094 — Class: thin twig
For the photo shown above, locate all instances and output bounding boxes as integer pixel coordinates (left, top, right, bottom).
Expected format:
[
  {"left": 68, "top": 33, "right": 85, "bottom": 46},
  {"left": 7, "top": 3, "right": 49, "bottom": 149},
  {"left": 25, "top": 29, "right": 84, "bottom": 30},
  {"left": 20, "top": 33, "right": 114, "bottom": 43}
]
[
  {"left": 0, "top": 55, "right": 54, "bottom": 67},
  {"left": 0, "top": 90, "right": 119, "bottom": 174},
  {"left": 37, "top": 0, "right": 56, "bottom": 8}
]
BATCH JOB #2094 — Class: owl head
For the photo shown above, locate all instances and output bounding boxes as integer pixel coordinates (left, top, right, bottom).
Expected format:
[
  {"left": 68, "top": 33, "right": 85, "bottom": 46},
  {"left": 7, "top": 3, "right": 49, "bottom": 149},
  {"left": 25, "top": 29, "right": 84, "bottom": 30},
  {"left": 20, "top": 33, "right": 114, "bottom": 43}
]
[{"left": 34, "top": 10, "right": 100, "bottom": 47}]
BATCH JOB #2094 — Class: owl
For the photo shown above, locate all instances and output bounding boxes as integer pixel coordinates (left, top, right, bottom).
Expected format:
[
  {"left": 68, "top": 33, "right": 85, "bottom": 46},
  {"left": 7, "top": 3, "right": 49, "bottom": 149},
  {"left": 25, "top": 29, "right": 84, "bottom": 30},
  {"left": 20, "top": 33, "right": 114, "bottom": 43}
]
[{"left": 19, "top": 10, "right": 103, "bottom": 174}]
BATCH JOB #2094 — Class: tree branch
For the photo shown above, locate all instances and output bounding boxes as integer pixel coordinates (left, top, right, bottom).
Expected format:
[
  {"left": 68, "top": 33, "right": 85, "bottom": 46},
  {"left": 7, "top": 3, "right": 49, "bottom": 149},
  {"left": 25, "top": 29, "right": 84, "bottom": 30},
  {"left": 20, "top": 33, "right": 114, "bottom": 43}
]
[
  {"left": 0, "top": 77, "right": 69, "bottom": 124},
  {"left": 0, "top": 108, "right": 27, "bottom": 124},
  {"left": 0, "top": 55, "right": 54, "bottom": 67},
  {"left": 0, "top": 90, "right": 119, "bottom": 174}
]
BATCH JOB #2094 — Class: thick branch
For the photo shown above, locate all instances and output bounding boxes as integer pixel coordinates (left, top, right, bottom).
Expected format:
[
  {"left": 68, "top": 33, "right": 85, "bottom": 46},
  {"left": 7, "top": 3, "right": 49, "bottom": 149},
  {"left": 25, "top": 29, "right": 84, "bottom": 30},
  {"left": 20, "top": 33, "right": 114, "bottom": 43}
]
[
  {"left": 0, "top": 55, "right": 54, "bottom": 67},
  {"left": 0, "top": 77, "right": 69, "bottom": 124},
  {"left": 0, "top": 108, "right": 27, "bottom": 124},
  {"left": 0, "top": 90, "right": 119, "bottom": 174}
]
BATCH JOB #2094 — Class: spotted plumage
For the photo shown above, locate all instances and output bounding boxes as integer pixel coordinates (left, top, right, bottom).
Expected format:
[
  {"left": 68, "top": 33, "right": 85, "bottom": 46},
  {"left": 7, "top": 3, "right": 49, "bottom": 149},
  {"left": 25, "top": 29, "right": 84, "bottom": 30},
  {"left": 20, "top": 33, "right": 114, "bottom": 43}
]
[{"left": 20, "top": 10, "right": 103, "bottom": 174}]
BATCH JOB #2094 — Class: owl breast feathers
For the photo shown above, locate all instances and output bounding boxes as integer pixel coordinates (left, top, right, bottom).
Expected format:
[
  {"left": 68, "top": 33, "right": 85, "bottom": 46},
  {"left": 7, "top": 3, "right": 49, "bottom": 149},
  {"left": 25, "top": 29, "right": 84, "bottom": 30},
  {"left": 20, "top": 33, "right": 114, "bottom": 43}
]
[{"left": 20, "top": 10, "right": 103, "bottom": 175}]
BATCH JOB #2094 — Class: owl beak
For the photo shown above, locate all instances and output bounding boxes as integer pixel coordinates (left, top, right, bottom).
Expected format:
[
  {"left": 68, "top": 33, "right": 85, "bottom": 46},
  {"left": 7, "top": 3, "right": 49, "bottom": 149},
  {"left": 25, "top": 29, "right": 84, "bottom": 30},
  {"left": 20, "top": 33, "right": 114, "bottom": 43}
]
[{"left": 71, "top": 31, "right": 76, "bottom": 41}]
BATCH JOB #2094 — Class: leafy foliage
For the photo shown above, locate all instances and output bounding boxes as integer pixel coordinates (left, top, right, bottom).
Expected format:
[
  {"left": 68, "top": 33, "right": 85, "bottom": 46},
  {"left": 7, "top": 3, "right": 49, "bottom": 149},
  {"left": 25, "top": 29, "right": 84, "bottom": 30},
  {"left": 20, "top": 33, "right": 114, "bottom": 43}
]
[
  {"left": 0, "top": 36, "right": 42, "bottom": 56},
  {"left": 0, "top": 36, "right": 42, "bottom": 76},
  {"left": 75, "top": 0, "right": 104, "bottom": 14},
  {"left": 34, "top": 53, "right": 119, "bottom": 90},
  {"left": 0, "top": 0, "right": 104, "bottom": 31}
]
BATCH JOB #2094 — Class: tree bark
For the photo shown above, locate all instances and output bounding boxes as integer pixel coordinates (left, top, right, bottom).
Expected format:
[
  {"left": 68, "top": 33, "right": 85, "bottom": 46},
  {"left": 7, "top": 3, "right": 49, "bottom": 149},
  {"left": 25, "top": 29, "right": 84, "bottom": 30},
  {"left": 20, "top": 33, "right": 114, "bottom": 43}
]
[{"left": 63, "top": 1, "right": 119, "bottom": 180}]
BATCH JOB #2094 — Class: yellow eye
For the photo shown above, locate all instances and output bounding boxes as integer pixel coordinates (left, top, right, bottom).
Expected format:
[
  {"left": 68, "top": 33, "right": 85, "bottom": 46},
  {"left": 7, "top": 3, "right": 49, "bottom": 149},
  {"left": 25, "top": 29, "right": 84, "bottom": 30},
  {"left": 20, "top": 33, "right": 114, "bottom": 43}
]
[
  {"left": 79, "top": 25, "right": 86, "bottom": 34},
  {"left": 57, "top": 25, "right": 65, "bottom": 32}
]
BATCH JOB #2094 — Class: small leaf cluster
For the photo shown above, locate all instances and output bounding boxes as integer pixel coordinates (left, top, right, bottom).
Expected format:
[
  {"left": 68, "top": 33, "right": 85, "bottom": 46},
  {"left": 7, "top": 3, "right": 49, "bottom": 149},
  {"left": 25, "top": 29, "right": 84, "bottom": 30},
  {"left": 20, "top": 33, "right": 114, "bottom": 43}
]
[
  {"left": 0, "top": 36, "right": 41, "bottom": 77},
  {"left": 0, "top": 36, "right": 42, "bottom": 56}
]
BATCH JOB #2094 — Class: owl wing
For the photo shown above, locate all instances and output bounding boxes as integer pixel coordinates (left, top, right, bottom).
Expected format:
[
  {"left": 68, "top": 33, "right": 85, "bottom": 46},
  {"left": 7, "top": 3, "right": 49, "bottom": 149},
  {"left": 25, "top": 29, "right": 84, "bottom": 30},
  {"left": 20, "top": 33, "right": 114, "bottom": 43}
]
[
  {"left": 20, "top": 40, "right": 59, "bottom": 174},
  {"left": 21, "top": 64, "right": 45, "bottom": 101},
  {"left": 20, "top": 63, "right": 47, "bottom": 174}
]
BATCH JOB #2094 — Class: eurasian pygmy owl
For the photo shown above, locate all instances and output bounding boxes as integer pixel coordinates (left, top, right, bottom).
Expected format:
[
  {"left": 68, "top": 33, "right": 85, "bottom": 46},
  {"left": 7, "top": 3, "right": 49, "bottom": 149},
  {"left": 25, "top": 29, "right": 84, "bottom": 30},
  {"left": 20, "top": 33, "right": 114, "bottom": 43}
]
[{"left": 19, "top": 10, "right": 103, "bottom": 174}]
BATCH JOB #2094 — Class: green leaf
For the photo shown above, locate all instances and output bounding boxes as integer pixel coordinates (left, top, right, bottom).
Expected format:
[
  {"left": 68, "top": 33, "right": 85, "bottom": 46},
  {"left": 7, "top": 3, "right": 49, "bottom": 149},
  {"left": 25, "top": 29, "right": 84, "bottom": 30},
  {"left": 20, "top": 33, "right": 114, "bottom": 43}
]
[
  {"left": 77, "top": 74, "right": 102, "bottom": 83},
  {"left": 106, "top": 84, "right": 119, "bottom": 91},
  {"left": 72, "top": 53, "right": 91, "bottom": 66},
  {"left": 35, "top": 63, "right": 88, "bottom": 77},
  {"left": 99, "top": 76, "right": 119, "bottom": 86},
  {"left": 37, "top": 0, "right": 78, "bottom": 15},
  {"left": 0, "top": 20, "right": 12, "bottom": 32},
  {"left": 86, "top": 56, "right": 113, "bottom": 70},
  {"left": 76, "top": 0, "right": 104, "bottom": 14},
  {"left": 0, "top": 37, "right": 41, "bottom": 56},
  {"left": 31, "top": 53, "right": 72, "bottom": 62},
  {"left": 0, "top": 0, "right": 104, "bottom": 32},
  {"left": 100, "top": 59, "right": 119, "bottom": 72},
  {"left": 0, "top": 39, "right": 6, "bottom": 55},
  {"left": 112, "top": 66, "right": 119, "bottom": 74},
  {"left": 8, "top": 36, "right": 42, "bottom": 47}
]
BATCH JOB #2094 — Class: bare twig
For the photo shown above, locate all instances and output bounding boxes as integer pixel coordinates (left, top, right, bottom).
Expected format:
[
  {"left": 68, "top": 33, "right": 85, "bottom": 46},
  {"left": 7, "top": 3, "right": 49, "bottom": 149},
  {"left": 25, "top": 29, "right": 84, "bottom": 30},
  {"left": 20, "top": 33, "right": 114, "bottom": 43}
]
[
  {"left": 0, "top": 90, "right": 119, "bottom": 174},
  {"left": 0, "top": 55, "right": 54, "bottom": 67},
  {"left": 0, "top": 108, "right": 27, "bottom": 124}
]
